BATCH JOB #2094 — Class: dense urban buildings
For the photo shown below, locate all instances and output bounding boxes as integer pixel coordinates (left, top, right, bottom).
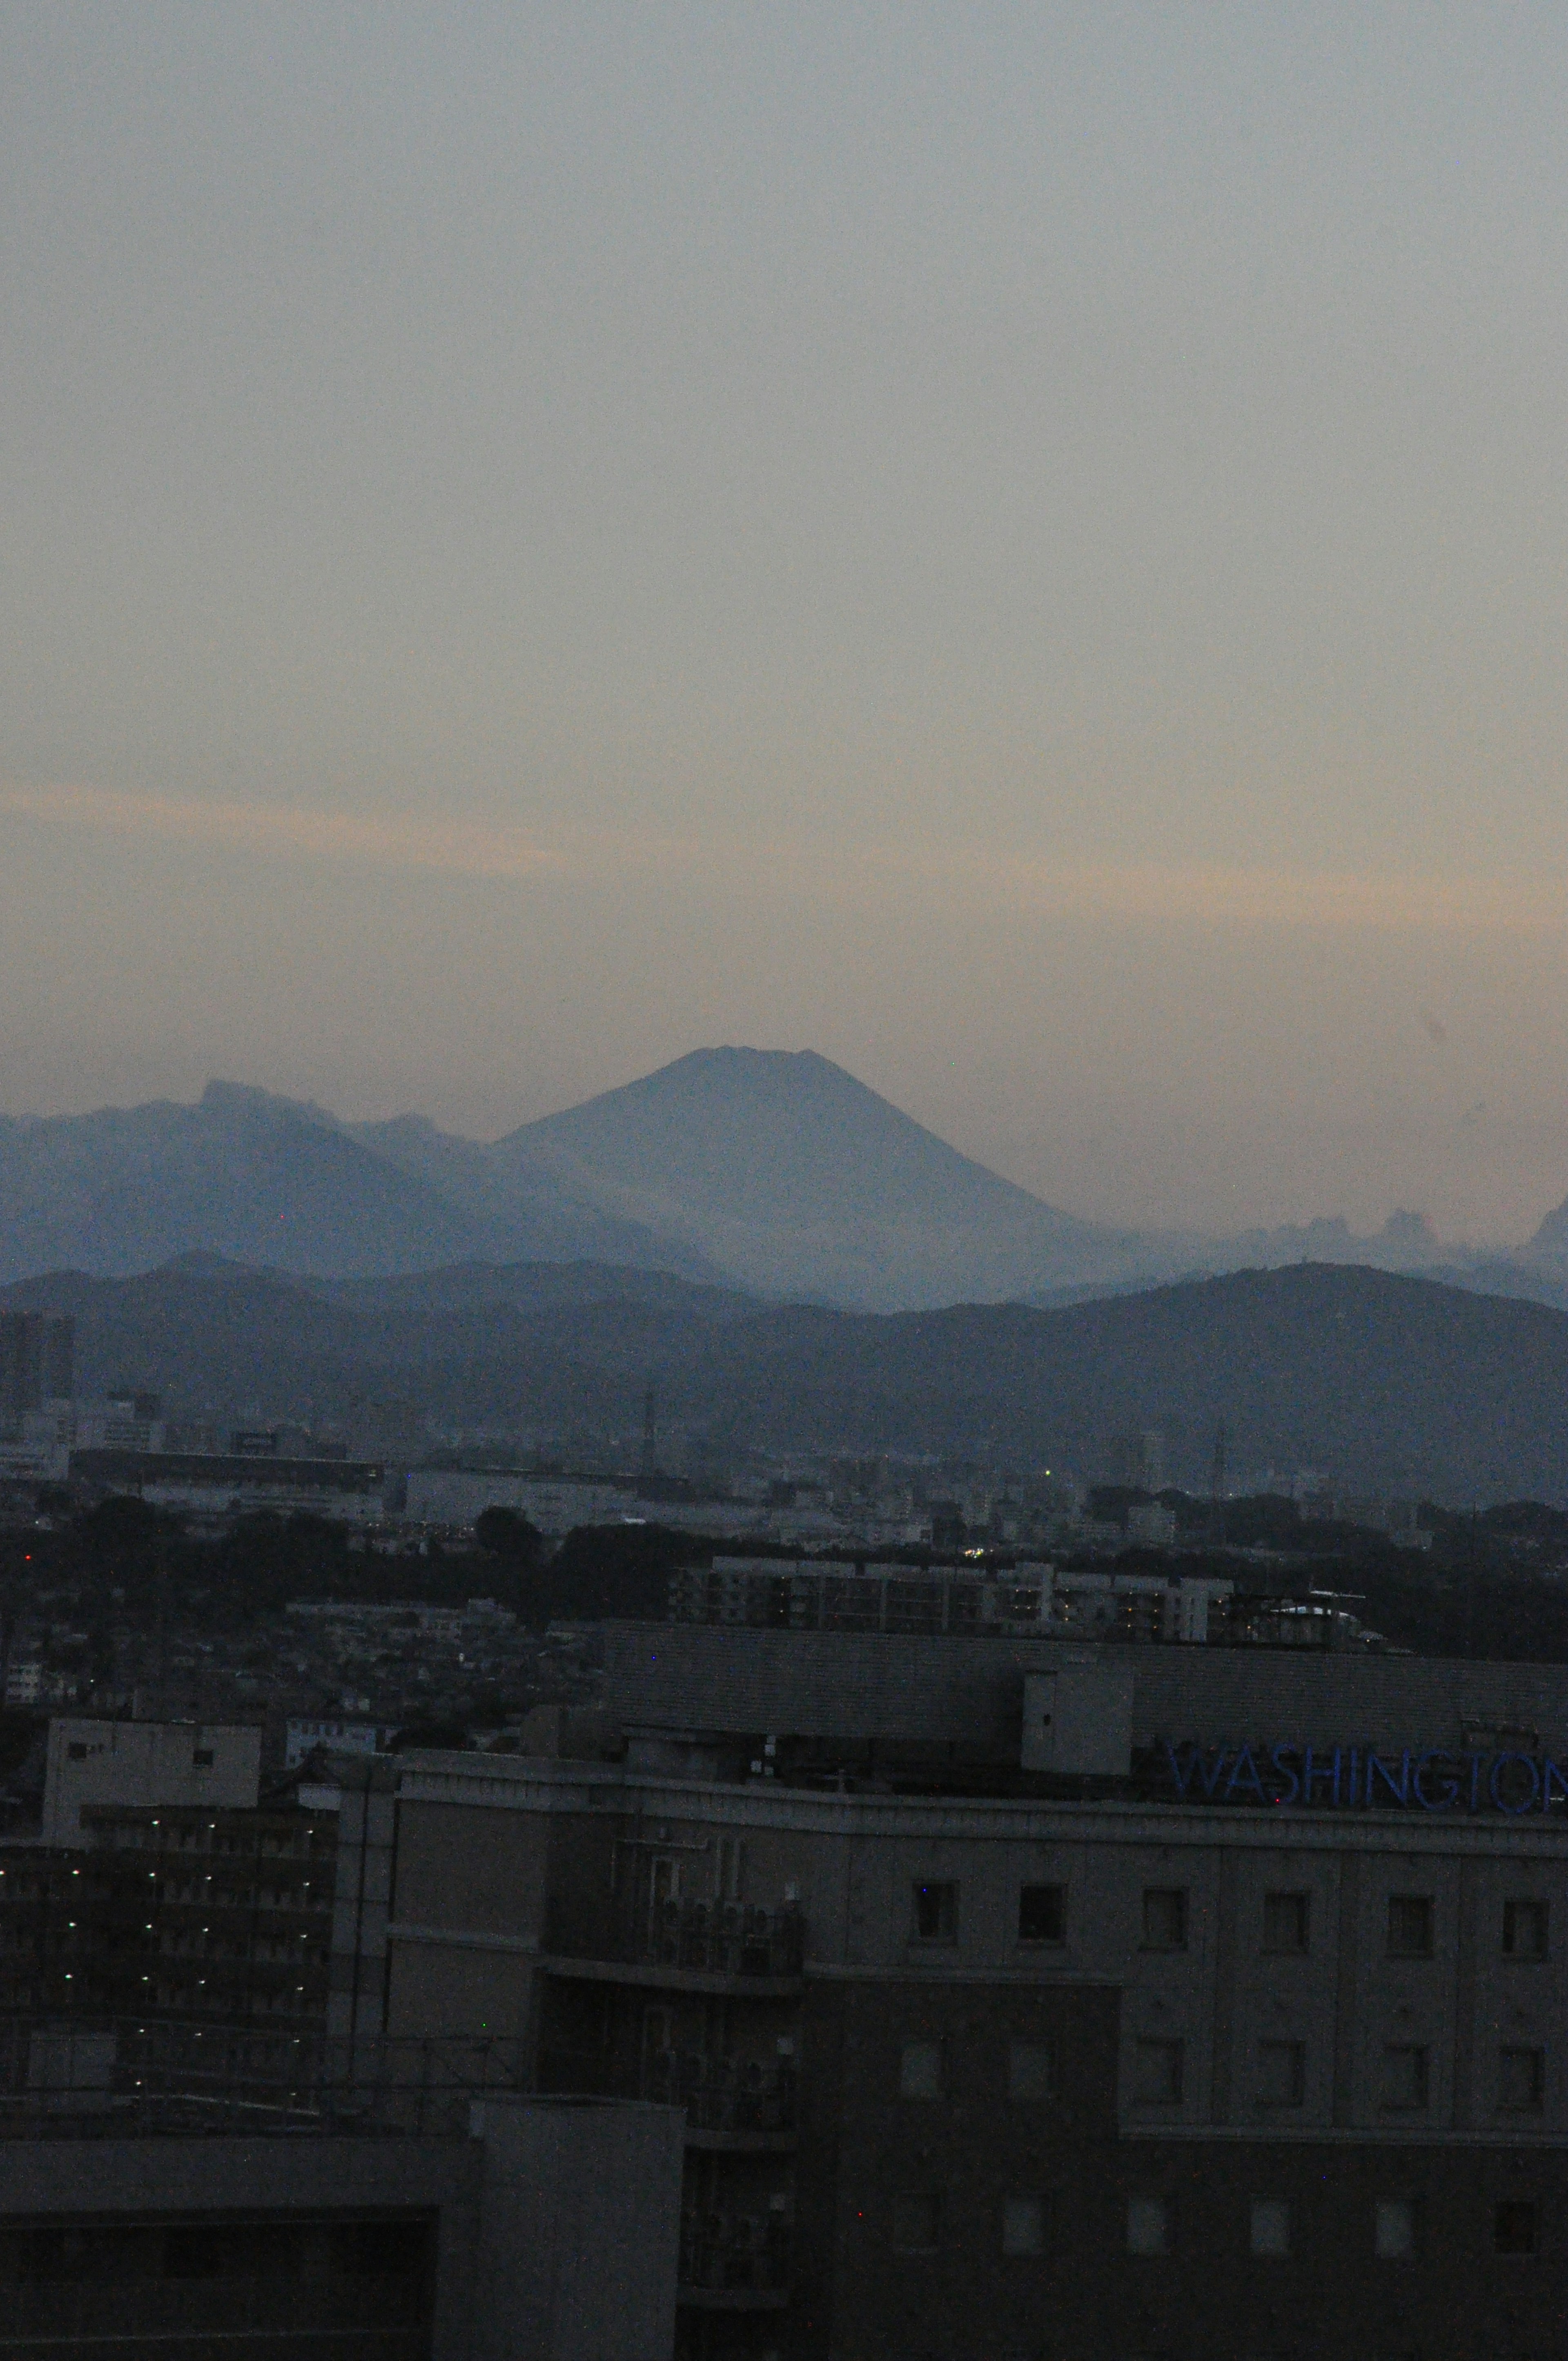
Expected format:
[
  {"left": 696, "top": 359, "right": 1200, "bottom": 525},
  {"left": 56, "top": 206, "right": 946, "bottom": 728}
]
[
  {"left": 287, "top": 1625, "right": 1568, "bottom": 2359},
  {"left": 6, "top": 1571, "right": 1568, "bottom": 2352},
  {"left": 0, "top": 1312, "right": 73, "bottom": 1436},
  {"left": 69, "top": 1447, "right": 389, "bottom": 1527},
  {"left": 0, "top": 1709, "right": 681, "bottom": 2358},
  {"left": 3, "top": 1395, "right": 1568, "bottom": 2353}
]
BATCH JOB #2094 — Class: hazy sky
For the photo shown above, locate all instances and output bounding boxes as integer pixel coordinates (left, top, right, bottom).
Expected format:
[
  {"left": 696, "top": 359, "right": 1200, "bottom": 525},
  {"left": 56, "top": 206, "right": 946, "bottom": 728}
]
[{"left": 4, "top": 4, "right": 1568, "bottom": 1239}]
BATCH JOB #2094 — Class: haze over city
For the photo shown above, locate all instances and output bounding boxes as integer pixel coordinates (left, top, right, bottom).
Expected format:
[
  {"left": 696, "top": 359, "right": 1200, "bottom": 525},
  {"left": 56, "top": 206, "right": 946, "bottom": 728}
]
[
  {"left": 17, "top": 19, "right": 1568, "bottom": 2359},
  {"left": 5, "top": 5, "right": 1568, "bottom": 1240}
]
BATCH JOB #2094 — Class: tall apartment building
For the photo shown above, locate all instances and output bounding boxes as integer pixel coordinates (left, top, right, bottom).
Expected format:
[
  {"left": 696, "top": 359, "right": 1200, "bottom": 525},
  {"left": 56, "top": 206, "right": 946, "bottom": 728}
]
[
  {"left": 0, "top": 1802, "right": 338, "bottom": 2032},
  {"left": 0, "top": 1729, "right": 684, "bottom": 2358},
  {"left": 344, "top": 1626, "right": 1568, "bottom": 2361},
  {"left": 0, "top": 1312, "right": 73, "bottom": 1434},
  {"left": 0, "top": 1722, "right": 353, "bottom": 2083}
]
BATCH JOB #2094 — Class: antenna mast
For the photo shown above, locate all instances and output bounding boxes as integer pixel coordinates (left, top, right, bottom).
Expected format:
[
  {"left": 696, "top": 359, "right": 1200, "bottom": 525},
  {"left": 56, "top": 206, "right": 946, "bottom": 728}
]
[{"left": 1209, "top": 1421, "right": 1228, "bottom": 1548}]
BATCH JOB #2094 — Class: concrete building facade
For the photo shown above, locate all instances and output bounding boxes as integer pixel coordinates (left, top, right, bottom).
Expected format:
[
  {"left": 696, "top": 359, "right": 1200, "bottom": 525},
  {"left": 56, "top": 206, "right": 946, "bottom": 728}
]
[
  {"left": 355, "top": 1630, "right": 1568, "bottom": 2360},
  {"left": 42, "top": 1719, "right": 262, "bottom": 1849},
  {"left": 0, "top": 2094, "right": 684, "bottom": 2360},
  {"left": 68, "top": 1449, "right": 388, "bottom": 1525}
]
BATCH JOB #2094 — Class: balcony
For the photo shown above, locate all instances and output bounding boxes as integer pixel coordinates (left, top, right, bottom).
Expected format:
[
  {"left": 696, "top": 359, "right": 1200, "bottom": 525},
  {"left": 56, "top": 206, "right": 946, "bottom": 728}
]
[
  {"left": 541, "top": 2045, "right": 797, "bottom": 2148},
  {"left": 543, "top": 1902, "right": 805, "bottom": 1996},
  {"left": 678, "top": 2210, "right": 791, "bottom": 2310},
  {"left": 656, "top": 2050, "right": 795, "bottom": 2144}
]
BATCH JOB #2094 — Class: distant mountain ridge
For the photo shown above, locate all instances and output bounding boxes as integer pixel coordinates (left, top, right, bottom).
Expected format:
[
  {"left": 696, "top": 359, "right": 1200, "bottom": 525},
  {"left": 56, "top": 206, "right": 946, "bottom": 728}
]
[
  {"left": 0, "top": 1051, "right": 1165, "bottom": 1305},
  {"left": 4, "top": 1048, "right": 1568, "bottom": 1311},
  {"left": 488, "top": 1048, "right": 1158, "bottom": 1307},
  {"left": 9, "top": 1254, "right": 1568, "bottom": 1506},
  {"left": 0, "top": 1077, "right": 725, "bottom": 1290}
]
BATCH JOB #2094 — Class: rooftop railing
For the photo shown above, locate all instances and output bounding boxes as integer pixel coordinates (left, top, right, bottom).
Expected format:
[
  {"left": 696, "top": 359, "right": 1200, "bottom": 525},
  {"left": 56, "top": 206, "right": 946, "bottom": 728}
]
[{"left": 0, "top": 2018, "right": 527, "bottom": 2138}]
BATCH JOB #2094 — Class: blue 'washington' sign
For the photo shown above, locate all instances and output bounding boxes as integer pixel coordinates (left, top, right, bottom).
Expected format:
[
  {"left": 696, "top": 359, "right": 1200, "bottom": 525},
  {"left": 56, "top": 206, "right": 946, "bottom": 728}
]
[{"left": 1160, "top": 1740, "right": 1568, "bottom": 1815}]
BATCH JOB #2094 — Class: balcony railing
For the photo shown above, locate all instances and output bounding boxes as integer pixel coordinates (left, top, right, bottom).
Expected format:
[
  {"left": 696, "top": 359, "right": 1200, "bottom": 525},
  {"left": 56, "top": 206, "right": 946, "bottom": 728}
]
[
  {"left": 602, "top": 1900, "right": 805, "bottom": 1979},
  {"left": 679, "top": 2210, "right": 791, "bottom": 2296},
  {"left": 540, "top": 2044, "right": 797, "bottom": 2135},
  {"left": 645, "top": 2048, "right": 796, "bottom": 2133},
  {"left": 0, "top": 2017, "right": 528, "bottom": 2138}
]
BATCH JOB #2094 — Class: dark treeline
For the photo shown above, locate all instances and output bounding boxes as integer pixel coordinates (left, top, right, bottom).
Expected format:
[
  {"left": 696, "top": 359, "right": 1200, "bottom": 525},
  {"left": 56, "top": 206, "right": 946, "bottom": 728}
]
[
  {"left": 0, "top": 1501, "right": 690, "bottom": 1633},
  {"left": 4, "top": 1495, "right": 1568, "bottom": 1659},
  {"left": 1352, "top": 1552, "right": 1568, "bottom": 1665}
]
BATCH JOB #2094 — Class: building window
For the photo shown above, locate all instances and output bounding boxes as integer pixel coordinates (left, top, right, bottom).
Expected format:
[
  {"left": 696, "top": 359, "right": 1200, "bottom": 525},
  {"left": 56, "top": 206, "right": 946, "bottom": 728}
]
[
  {"left": 1493, "top": 2201, "right": 1537, "bottom": 2256},
  {"left": 714, "top": 1836, "right": 745, "bottom": 1903},
  {"left": 911, "top": 1881, "right": 958, "bottom": 1944},
  {"left": 1386, "top": 1895, "right": 1434, "bottom": 1958},
  {"left": 192, "top": 1749, "right": 214, "bottom": 1768},
  {"left": 893, "top": 2192, "right": 942, "bottom": 2252},
  {"left": 1002, "top": 2195, "right": 1046, "bottom": 2256},
  {"left": 1375, "top": 2199, "right": 1416, "bottom": 2258},
  {"left": 1250, "top": 2199, "right": 1291, "bottom": 2257},
  {"left": 66, "top": 1744, "right": 87, "bottom": 1762},
  {"left": 1262, "top": 1891, "right": 1310, "bottom": 1953},
  {"left": 1499, "top": 2046, "right": 1546, "bottom": 2114},
  {"left": 1256, "top": 2039, "right": 1305, "bottom": 2108},
  {"left": 1503, "top": 1898, "right": 1549, "bottom": 1960},
  {"left": 899, "top": 2040, "right": 944, "bottom": 2100},
  {"left": 1132, "top": 2038, "right": 1183, "bottom": 2107},
  {"left": 1019, "top": 1883, "right": 1066, "bottom": 1944},
  {"left": 1127, "top": 2196, "right": 1171, "bottom": 2256},
  {"left": 1008, "top": 2039, "right": 1055, "bottom": 2101},
  {"left": 1142, "top": 1889, "right": 1187, "bottom": 1951},
  {"left": 1379, "top": 2044, "right": 1430, "bottom": 2112}
]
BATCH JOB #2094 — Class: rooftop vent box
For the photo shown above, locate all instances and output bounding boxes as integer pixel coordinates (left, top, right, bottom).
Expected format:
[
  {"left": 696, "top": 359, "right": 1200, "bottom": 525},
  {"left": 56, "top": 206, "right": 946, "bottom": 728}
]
[{"left": 1022, "top": 1664, "right": 1133, "bottom": 1777}]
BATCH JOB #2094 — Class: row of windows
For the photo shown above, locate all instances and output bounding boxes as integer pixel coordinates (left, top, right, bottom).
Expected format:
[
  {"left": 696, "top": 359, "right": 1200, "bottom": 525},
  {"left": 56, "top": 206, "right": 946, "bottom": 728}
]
[
  {"left": 900, "top": 2038, "right": 1055, "bottom": 2100},
  {"left": 895, "top": 2032, "right": 1550, "bottom": 2114},
  {"left": 1128, "top": 2035, "right": 1548, "bottom": 2113},
  {"left": 915, "top": 1882, "right": 1552, "bottom": 1960},
  {"left": 1127, "top": 2195, "right": 1539, "bottom": 2261},
  {"left": 888, "top": 2192, "right": 1541, "bottom": 2260}
]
